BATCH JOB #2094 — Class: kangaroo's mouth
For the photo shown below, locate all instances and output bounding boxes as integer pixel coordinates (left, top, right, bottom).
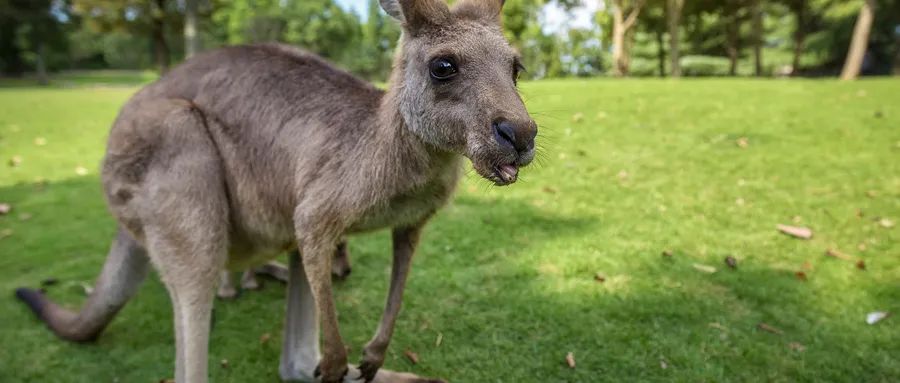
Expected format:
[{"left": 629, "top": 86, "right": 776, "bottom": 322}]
[{"left": 490, "top": 163, "right": 518, "bottom": 185}]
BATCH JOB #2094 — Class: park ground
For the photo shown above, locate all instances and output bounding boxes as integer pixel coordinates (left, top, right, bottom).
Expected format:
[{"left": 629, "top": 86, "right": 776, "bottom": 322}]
[{"left": 0, "top": 73, "right": 898, "bottom": 382}]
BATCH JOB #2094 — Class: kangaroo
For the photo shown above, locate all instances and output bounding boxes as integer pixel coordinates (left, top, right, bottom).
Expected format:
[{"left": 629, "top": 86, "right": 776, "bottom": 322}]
[
  {"left": 14, "top": 0, "right": 537, "bottom": 382},
  {"left": 217, "top": 241, "right": 351, "bottom": 299}
]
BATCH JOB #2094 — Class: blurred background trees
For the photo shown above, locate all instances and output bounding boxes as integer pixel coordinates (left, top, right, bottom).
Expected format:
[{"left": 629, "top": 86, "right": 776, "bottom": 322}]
[{"left": 0, "top": 0, "right": 898, "bottom": 81}]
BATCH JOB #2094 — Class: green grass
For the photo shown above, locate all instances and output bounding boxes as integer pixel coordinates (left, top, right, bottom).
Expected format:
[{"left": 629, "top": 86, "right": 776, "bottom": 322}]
[{"left": 1, "top": 77, "right": 898, "bottom": 382}]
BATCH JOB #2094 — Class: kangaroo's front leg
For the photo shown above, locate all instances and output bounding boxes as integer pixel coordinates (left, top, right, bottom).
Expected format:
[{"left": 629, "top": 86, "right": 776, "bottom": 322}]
[
  {"left": 297, "top": 231, "right": 348, "bottom": 383},
  {"left": 358, "top": 223, "right": 425, "bottom": 382}
]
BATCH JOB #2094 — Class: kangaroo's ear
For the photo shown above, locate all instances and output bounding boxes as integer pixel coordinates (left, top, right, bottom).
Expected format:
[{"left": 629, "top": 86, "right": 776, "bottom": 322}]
[
  {"left": 453, "top": 0, "right": 505, "bottom": 24},
  {"left": 380, "top": 0, "right": 451, "bottom": 34}
]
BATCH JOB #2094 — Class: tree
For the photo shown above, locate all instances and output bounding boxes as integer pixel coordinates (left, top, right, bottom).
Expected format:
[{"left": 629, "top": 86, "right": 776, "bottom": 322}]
[
  {"left": 840, "top": 0, "right": 876, "bottom": 80},
  {"left": 184, "top": 0, "right": 199, "bottom": 58},
  {"left": 610, "top": 0, "right": 647, "bottom": 76},
  {"left": 751, "top": 0, "right": 764, "bottom": 75},
  {"left": 667, "top": 0, "right": 684, "bottom": 76},
  {"left": 72, "top": 0, "right": 181, "bottom": 74}
]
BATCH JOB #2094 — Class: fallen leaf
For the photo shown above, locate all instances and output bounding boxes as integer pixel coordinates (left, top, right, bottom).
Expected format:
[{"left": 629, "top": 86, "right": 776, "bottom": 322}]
[
  {"left": 857, "top": 243, "right": 867, "bottom": 251},
  {"left": 659, "top": 358, "right": 668, "bottom": 369},
  {"left": 259, "top": 333, "right": 271, "bottom": 344},
  {"left": 735, "top": 197, "right": 745, "bottom": 206},
  {"left": 757, "top": 323, "right": 783, "bottom": 335},
  {"left": 788, "top": 342, "right": 805, "bottom": 352},
  {"left": 404, "top": 350, "right": 419, "bottom": 365},
  {"left": 794, "top": 271, "right": 807, "bottom": 281},
  {"left": 9, "top": 155, "right": 22, "bottom": 167},
  {"left": 34, "top": 137, "right": 46, "bottom": 146},
  {"left": 693, "top": 263, "right": 717, "bottom": 273},
  {"left": 220, "top": 359, "right": 229, "bottom": 369},
  {"left": 571, "top": 112, "right": 584, "bottom": 123},
  {"left": 878, "top": 218, "right": 895, "bottom": 228},
  {"left": 792, "top": 215, "right": 803, "bottom": 224},
  {"left": 661, "top": 249, "right": 673, "bottom": 258},
  {"left": 616, "top": 170, "right": 629, "bottom": 180},
  {"left": 435, "top": 332, "right": 443, "bottom": 347},
  {"left": 724, "top": 256, "right": 738, "bottom": 269},
  {"left": 801, "top": 261, "right": 813, "bottom": 270},
  {"left": 0, "top": 228, "right": 12, "bottom": 239},
  {"left": 777, "top": 224, "right": 813, "bottom": 239},
  {"left": 0, "top": 203, "right": 10, "bottom": 215},
  {"left": 708, "top": 322, "right": 728, "bottom": 332},
  {"left": 594, "top": 273, "right": 606, "bottom": 283},
  {"left": 542, "top": 186, "right": 557, "bottom": 194},
  {"left": 866, "top": 311, "right": 890, "bottom": 325},
  {"left": 565, "top": 352, "right": 576, "bottom": 369},
  {"left": 855, "top": 209, "right": 864, "bottom": 218},
  {"left": 856, "top": 260, "right": 866, "bottom": 270},
  {"left": 595, "top": 111, "right": 608, "bottom": 120},
  {"left": 736, "top": 137, "right": 749, "bottom": 148},
  {"left": 75, "top": 166, "right": 88, "bottom": 176},
  {"left": 866, "top": 190, "right": 878, "bottom": 198},
  {"left": 825, "top": 248, "right": 853, "bottom": 261}
]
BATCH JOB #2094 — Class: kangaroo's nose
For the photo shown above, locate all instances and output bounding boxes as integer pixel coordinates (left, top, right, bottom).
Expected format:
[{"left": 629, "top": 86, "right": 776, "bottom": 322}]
[{"left": 493, "top": 119, "right": 536, "bottom": 154}]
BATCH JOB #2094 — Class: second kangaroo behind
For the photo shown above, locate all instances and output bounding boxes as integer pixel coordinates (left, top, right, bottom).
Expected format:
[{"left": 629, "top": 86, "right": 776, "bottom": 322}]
[{"left": 16, "top": 0, "right": 538, "bottom": 382}]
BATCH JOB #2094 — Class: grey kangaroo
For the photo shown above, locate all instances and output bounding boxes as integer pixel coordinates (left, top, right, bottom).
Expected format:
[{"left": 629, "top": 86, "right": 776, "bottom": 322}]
[{"left": 15, "top": 0, "right": 536, "bottom": 382}]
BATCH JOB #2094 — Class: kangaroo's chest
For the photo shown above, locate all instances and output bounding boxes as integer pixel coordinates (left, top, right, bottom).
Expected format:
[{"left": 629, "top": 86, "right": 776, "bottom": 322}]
[{"left": 349, "top": 166, "right": 460, "bottom": 233}]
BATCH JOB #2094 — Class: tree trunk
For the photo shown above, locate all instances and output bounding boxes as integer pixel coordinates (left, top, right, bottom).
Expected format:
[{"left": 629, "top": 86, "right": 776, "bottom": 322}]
[
  {"left": 791, "top": 0, "right": 807, "bottom": 76},
  {"left": 184, "top": 0, "right": 200, "bottom": 58},
  {"left": 726, "top": 24, "right": 739, "bottom": 76},
  {"left": 35, "top": 41, "right": 48, "bottom": 86},
  {"left": 752, "top": 0, "right": 763, "bottom": 76},
  {"left": 840, "top": 0, "right": 876, "bottom": 80},
  {"left": 152, "top": 0, "right": 170, "bottom": 74},
  {"left": 667, "top": 0, "right": 684, "bottom": 77},
  {"left": 655, "top": 29, "right": 666, "bottom": 77},
  {"left": 611, "top": 0, "right": 645, "bottom": 77}
]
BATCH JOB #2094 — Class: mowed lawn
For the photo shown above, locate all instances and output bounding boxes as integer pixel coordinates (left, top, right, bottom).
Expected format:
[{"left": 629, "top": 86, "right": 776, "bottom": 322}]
[{"left": 0, "top": 76, "right": 897, "bottom": 382}]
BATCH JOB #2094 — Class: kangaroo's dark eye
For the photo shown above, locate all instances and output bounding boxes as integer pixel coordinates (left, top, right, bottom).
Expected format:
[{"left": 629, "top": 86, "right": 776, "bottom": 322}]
[{"left": 429, "top": 57, "right": 458, "bottom": 81}]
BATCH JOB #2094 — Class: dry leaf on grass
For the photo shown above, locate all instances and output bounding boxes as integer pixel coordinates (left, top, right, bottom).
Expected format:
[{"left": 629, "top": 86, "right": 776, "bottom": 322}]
[
  {"left": 825, "top": 248, "right": 854, "bottom": 261},
  {"left": 259, "top": 333, "right": 271, "bottom": 344},
  {"left": 0, "top": 203, "right": 11, "bottom": 215},
  {"left": 0, "top": 228, "right": 12, "bottom": 239},
  {"left": 404, "top": 350, "right": 419, "bottom": 365},
  {"left": 736, "top": 137, "right": 749, "bottom": 148},
  {"left": 777, "top": 224, "right": 813, "bottom": 239},
  {"left": 724, "top": 256, "right": 738, "bottom": 269},
  {"left": 794, "top": 271, "right": 808, "bottom": 281},
  {"left": 81, "top": 282, "right": 94, "bottom": 296},
  {"left": 594, "top": 273, "right": 606, "bottom": 283},
  {"left": 34, "top": 137, "right": 47, "bottom": 146},
  {"left": 878, "top": 218, "right": 895, "bottom": 228},
  {"left": 565, "top": 352, "right": 576, "bottom": 369},
  {"left": 220, "top": 359, "right": 229, "bottom": 369},
  {"left": 866, "top": 312, "right": 890, "bottom": 325},
  {"left": 757, "top": 323, "right": 783, "bottom": 335},
  {"left": 659, "top": 358, "right": 668, "bottom": 369},
  {"left": 75, "top": 166, "right": 88, "bottom": 176},
  {"left": 571, "top": 113, "right": 584, "bottom": 123},
  {"left": 855, "top": 260, "right": 866, "bottom": 270},
  {"left": 542, "top": 186, "right": 557, "bottom": 194},
  {"left": 693, "top": 263, "right": 717, "bottom": 273},
  {"left": 788, "top": 342, "right": 805, "bottom": 352},
  {"left": 661, "top": 249, "right": 673, "bottom": 258},
  {"left": 435, "top": 332, "right": 443, "bottom": 347},
  {"left": 9, "top": 155, "right": 22, "bottom": 167}
]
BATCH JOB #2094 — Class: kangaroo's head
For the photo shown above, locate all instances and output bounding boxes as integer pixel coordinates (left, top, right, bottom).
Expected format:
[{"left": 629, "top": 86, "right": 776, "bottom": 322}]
[{"left": 381, "top": 0, "right": 537, "bottom": 186}]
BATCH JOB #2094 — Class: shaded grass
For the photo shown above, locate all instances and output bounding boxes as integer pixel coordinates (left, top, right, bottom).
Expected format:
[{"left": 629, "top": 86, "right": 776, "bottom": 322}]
[{"left": 0, "top": 78, "right": 898, "bottom": 382}]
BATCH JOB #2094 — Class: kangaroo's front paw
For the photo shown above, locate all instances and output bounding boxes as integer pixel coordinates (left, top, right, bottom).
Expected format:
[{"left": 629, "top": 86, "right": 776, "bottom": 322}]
[
  {"left": 216, "top": 284, "right": 238, "bottom": 299},
  {"left": 315, "top": 361, "right": 349, "bottom": 383}
]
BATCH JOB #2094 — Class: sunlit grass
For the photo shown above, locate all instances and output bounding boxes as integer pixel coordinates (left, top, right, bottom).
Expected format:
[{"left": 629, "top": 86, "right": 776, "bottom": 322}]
[{"left": 0, "top": 76, "right": 897, "bottom": 382}]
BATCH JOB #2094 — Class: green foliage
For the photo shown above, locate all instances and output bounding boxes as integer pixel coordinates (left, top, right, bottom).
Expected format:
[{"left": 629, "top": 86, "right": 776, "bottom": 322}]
[{"left": 680, "top": 55, "right": 733, "bottom": 76}]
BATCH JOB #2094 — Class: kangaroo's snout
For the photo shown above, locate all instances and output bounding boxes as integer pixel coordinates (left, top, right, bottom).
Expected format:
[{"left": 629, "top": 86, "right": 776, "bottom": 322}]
[{"left": 492, "top": 117, "right": 537, "bottom": 165}]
